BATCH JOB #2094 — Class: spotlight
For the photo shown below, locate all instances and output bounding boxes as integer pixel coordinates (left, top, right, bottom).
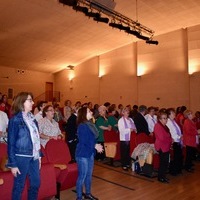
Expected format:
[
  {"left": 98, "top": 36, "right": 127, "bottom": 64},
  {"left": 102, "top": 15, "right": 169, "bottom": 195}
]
[
  {"left": 73, "top": 5, "right": 88, "bottom": 14},
  {"left": 136, "top": 34, "right": 149, "bottom": 40},
  {"left": 118, "top": 24, "right": 130, "bottom": 31},
  {"left": 59, "top": 0, "right": 77, "bottom": 6},
  {"left": 94, "top": 16, "right": 109, "bottom": 24},
  {"left": 126, "top": 29, "right": 140, "bottom": 37},
  {"left": 146, "top": 40, "right": 159, "bottom": 45},
  {"left": 85, "top": 12, "right": 100, "bottom": 18},
  {"left": 109, "top": 22, "right": 119, "bottom": 28},
  {"left": 109, "top": 23, "right": 130, "bottom": 31}
]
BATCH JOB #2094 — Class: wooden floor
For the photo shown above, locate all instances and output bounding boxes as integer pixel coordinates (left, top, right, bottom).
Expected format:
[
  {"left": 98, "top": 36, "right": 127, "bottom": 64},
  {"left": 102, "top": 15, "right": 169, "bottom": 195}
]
[{"left": 61, "top": 160, "right": 200, "bottom": 200}]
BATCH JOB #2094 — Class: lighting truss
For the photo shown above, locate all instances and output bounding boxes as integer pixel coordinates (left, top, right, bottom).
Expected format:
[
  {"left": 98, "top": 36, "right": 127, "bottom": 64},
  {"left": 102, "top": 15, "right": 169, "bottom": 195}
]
[{"left": 59, "top": 0, "right": 158, "bottom": 44}]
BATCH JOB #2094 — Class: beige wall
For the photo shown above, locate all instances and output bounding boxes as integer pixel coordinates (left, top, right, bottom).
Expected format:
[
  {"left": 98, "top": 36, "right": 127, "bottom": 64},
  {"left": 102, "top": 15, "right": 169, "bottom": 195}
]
[
  {"left": 0, "top": 66, "right": 54, "bottom": 102},
  {"left": 54, "top": 56, "right": 99, "bottom": 106},
  {"left": 99, "top": 43, "right": 137, "bottom": 106},
  {"left": 137, "top": 29, "right": 190, "bottom": 108},
  {"left": 54, "top": 27, "right": 200, "bottom": 111},
  {"left": 188, "top": 24, "right": 200, "bottom": 111},
  {"left": 1, "top": 25, "right": 200, "bottom": 111}
]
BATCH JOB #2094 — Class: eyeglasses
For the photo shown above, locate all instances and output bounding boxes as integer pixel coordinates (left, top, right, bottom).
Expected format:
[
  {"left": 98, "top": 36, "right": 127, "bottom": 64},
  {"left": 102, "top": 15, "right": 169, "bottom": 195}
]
[
  {"left": 47, "top": 109, "right": 54, "bottom": 112},
  {"left": 26, "top": 98, "right": 33, "bottom": 102}
]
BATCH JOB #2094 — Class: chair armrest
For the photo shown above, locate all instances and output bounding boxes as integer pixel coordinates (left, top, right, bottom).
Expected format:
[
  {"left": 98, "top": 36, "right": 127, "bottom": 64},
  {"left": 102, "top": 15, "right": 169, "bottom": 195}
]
[
  {"left": 54, "top": 164, "right": 67, "bottom": 170},
  {"left": 0, "top": 178, "right": 4, "bottom": 185}
]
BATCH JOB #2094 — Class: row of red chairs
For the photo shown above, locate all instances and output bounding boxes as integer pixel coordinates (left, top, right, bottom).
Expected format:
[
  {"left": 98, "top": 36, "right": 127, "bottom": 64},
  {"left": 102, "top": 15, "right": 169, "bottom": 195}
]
[
  {"left": 42, "top": 139, "right": 78, "bottom": 191},
  {"left": 0, "top": 142, "right": 57, "bottom": 200},
  {"left": 0, "top": 139, "right": 78, "bottom": 199},
  {"left": 104, "top": 131, "right": 160, "bottom": 170}
]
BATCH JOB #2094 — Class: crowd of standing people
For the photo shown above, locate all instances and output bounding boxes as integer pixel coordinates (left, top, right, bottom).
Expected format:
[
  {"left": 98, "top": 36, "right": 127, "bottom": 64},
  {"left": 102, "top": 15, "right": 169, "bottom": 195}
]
[{"left": 1, "top": 91, "right": 200, "bottom": 199}]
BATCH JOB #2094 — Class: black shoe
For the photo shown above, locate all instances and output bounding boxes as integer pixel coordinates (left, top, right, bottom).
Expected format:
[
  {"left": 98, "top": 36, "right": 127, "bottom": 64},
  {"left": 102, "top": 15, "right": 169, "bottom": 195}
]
[
  {"left": 185, "top": 168, "right": 194, "bottom": 173},
  {"left": 84, "top": 194, "right": 99, "bottom": 200},
  {"left": 158, "top": 178, "right": 169, "bottom": 183},
  {"left": 122, "top": 166, "right": 128, "bottom": 171},
  {"left": 69, "top": 159, "right": 76, "bottom": 164},
  {"left": 170, "top": 172, "right": 178, "bottom": 176}
]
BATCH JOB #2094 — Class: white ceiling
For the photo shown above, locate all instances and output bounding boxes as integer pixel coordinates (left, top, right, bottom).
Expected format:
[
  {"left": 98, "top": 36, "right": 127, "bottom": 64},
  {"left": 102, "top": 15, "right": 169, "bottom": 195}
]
[{"left": 0, "top": 0, "right": 200, "bottom": 73}]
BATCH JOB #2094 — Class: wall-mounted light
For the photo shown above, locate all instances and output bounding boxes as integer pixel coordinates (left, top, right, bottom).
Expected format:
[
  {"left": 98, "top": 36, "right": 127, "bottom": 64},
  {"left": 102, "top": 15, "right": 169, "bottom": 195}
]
[
  {"left": 188, "top": 60, "right": 199, "bottom": 75},
  {"left": 98, "top": 68, "right": 105, "bottom": 78},
  {"left": 69, "top": 73, "right": 74, "bottom": 81},
  {"left": 137, "top": 64, "right": 148, "bottom": 76}
]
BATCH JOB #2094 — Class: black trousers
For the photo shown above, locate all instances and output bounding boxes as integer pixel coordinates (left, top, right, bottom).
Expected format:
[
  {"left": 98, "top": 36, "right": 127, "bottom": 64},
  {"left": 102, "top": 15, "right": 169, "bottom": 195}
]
[
  {"left": 120, "top": 141, "right": 130, "bottom": 167},
  {"left": 158, "top": 150, "right": 169, "bottom": 179},
  {"left": 67, "top": 140, "right": 77, "bottom": 161},
  {"left": 95, "top": 142, "right": 106, "bottom": 161},
  {"left": 185, "top": 145, "right": 196, "bottom": 170},
  {"left": 170, "top": 142, "right": 183, "bottom": 174}
]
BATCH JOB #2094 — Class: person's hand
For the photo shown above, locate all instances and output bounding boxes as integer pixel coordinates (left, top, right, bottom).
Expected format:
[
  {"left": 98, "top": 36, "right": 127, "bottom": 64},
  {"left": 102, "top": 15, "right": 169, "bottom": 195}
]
[
  {"left": 107, "top": 125, "right": 112, "bottom": 131},
  {"left": 149, "top": 132, "right": 154, "bottom": 136},
  {"left": 95, "top": 144, "right": 104, "bottom": 153},
  {"left": 57, "top": 135, "right": 63, "bottom": 140},
  {"left": 11, "top": 167, "right": 21, "bottom": 177},
  {"left": 51, "top": 136, "right": 58, "bottom": 140},
  {"left": 39, "top": 158, "right": 41, "bottom": 170}
]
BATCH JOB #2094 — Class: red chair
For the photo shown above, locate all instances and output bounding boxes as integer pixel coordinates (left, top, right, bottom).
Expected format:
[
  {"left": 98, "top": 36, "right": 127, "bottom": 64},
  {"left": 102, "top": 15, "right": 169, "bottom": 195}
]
[
  {"left": 130, "top": 131, "right": 137, "bottom": 156},
  {"left": 0, "top": 143, "right": 27, "bottom": 199},
  {"left": 134, "top": 133, "right": 159, "bottom": 170},
  {"left": 104, "top": 130, "right": 120, "bottom": 160},
  {"left": 135, "top": 133, "right": 154, "bottom": 145},
  {"left": 0, "top": 143, "right": 56, "bottom": 200},
  {"left": 45, "top": 139, "right": 78, "bottom": 190}
]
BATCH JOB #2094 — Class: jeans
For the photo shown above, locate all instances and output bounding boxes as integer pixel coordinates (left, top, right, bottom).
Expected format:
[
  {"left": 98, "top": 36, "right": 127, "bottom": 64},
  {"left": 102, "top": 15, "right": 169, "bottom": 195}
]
[
  {"left": 12, "top": 156, "right": 40, "bottom": 200},
  {"left": 76, "top": 154, "right": 94, "bottom": 199}
]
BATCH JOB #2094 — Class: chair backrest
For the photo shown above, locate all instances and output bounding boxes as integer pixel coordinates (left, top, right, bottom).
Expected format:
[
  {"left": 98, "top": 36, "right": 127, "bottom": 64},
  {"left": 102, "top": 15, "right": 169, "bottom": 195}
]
[
  {"left": 136, "top": 133, "right": 153, "bottom": 145},
  {"left": 0, "top": 143, "right": 8, "bottom": 163},
  {"left": 40, "top": 145, "right": 49, "bottom": 164},
  {"left": 130, "top": 131, "right": 137, "bottom": 155},
  {"left": 45, "top": 139, "right": 71, "bottom": 164},
  {"left": 104, "top": 130, "right": 120, "bottom": 143}
]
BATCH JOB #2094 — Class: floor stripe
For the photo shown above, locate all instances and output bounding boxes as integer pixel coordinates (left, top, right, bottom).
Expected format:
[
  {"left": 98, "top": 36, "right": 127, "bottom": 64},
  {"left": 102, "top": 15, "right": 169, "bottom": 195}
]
[
  {"left": 92, "top": 175, "right": 135, "bottom": 191},
  {"left": 95, "top": 162, "right": 155, "bottom": 182}
]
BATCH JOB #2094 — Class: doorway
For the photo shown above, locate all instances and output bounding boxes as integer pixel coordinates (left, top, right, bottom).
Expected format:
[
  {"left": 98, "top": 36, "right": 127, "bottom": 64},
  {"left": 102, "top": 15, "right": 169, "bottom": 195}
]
[{"left": 45, "top": 82, "right": 53, "bottom": 102}]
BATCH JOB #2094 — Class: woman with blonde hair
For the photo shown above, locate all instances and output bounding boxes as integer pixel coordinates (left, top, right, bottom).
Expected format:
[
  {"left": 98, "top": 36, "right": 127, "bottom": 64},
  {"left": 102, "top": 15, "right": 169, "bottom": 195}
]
[
  {"left": 95, "top": 105, "right": 111, "bottom": 161},
  {"left": 118, "top": 107, "right": 136, "bottom": 170}
]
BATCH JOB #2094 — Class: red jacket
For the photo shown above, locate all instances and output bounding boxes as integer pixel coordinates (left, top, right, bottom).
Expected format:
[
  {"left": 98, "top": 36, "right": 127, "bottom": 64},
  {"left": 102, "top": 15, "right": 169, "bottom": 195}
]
[
  {"left": 154, "top": 122, "right": 172, "bottom": 152},
  {"left": 183, "top": 119, "right": 198, "bottom": 147}
]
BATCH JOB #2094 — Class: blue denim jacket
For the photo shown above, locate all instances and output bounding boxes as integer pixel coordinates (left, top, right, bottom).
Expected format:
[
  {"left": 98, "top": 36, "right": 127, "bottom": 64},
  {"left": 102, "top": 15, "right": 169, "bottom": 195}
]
[
  {"left": 7, "top": 112, "right": 39, "bottom": 168},
  {"left": 75, "top": 123, "right": 96, "bottom": 158}
]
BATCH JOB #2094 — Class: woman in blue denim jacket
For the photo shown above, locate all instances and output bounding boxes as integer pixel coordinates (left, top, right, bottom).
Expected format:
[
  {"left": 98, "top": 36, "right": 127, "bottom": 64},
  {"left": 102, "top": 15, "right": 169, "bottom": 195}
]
[
  {"left": 7, "top": 92, "right": 41, "bottom": 200},
  {"left": 76, "top": 107, "right": 103, "bottom": 200}
]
